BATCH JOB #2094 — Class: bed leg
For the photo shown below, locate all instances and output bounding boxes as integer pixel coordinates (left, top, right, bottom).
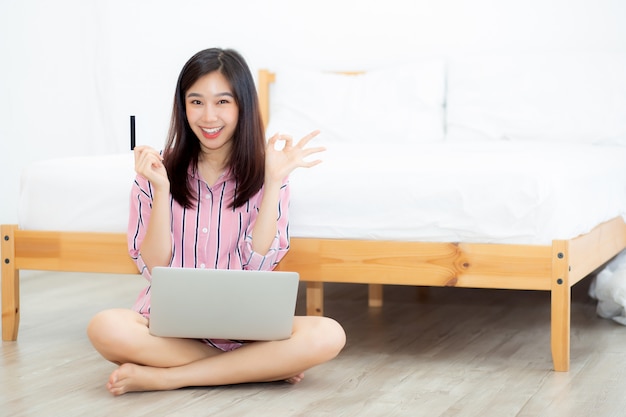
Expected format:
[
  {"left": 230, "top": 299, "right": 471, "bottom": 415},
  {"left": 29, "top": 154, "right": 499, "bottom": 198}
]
[
  {"left": 306, "top": 282, "right": 324, "bottom": 316},
  {"left": 1, "top": 224, "right": 20, "bottom": 341},
  {"left": 551, "top": 243, "right": 571, "bottom": 372},
  {"left": 368, "top": 284, "right": 383, "bottom": 307}
]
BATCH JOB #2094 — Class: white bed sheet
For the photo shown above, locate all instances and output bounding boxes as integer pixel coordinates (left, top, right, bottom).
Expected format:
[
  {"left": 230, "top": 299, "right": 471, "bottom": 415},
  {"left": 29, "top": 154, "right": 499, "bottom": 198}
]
[
  {"left": 287, "top": 141, "right": 626, "bottom": 244},
  {"left": 18, "top": 142, "right": 626, "bottom": 245},
  {"left": 19, "top": 153, "right": 136, "bottom": 233}
]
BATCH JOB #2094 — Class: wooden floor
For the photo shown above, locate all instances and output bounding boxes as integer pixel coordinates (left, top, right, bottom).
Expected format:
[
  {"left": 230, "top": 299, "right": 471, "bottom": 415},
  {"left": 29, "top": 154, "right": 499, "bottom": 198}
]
[{"left": 2, "top": 271, "right": 626, "bottom": 417}]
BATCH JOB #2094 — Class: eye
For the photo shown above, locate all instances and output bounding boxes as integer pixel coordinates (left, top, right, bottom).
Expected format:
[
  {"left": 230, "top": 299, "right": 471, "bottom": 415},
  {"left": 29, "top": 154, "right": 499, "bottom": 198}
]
[
  {"left": 190, "top": 99, "right": 202, "bottom": 105},
  {"left": 217, "top": 99, "right": 230, "bottom": 105}
]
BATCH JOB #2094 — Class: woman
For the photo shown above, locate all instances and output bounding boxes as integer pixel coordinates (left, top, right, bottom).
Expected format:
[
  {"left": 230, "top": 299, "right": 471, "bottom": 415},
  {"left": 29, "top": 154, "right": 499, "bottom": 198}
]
[{"left": 87, "top": 48, "right": 346, "bottom": 396}]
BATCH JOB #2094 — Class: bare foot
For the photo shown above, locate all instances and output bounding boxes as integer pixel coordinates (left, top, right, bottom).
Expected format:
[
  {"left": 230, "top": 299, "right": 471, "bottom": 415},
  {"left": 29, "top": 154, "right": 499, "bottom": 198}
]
[
  {"left": 107, "top": 364, "right": 304, "bottom": 395},
  {"left": 107, "top": 363, "right": 169, "bottom": 396},
  {"left": 285, "top": 372, "right": 304, "bottom": 384}
]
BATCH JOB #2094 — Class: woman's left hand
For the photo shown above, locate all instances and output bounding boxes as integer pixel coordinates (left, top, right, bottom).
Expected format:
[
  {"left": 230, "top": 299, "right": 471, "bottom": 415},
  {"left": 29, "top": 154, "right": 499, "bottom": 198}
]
[{"left": 265, "top": 130, "right": 326, "bottom": 183}]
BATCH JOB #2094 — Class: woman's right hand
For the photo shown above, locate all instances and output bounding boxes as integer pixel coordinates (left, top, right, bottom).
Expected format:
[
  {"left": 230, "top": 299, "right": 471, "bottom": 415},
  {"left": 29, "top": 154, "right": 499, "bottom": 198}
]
[
  {"left": 132, "top": 146, "right": 173, "bottom": 272},
  {"left": 133, "top": 146, "right": 170, "bottom": 191}
]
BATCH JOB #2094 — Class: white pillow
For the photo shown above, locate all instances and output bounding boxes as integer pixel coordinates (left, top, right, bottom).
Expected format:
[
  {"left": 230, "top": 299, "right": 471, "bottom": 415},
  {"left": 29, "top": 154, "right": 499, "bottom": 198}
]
[
  {"left": 265, "top": 60, "right": 446, "bottom": 145},
  {"left": 446, "top": 52, "right": 626, "bottom": 144}
]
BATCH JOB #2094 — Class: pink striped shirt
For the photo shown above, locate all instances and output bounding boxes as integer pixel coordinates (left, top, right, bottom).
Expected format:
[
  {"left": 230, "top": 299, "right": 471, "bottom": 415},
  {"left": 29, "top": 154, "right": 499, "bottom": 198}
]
[{"left": 127, "top": 165, "right": 291, "bottom": 318}]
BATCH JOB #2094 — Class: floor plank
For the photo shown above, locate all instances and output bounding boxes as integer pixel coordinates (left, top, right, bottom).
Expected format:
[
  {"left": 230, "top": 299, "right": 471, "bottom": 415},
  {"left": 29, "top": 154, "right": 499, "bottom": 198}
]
[{"left": 1, "top": 271, "right": 626, "bottom": 416}]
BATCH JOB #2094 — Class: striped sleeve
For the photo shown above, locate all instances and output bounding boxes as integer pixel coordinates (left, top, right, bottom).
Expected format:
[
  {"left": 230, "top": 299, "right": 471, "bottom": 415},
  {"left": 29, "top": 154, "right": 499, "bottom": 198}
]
[
  {"left": 127, "top": 174, "right": 157, "bottom": 281},
  {"left": 241, "top": 180, "right": 291, "bottom": 271}
]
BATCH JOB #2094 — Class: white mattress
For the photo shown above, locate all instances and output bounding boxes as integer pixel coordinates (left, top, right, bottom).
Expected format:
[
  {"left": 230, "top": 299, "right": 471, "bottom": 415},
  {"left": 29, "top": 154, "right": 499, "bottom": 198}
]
[
  {"left": 18, "top": 142, "right": 626, "bottom": 245},
  {"left": 19, "top": 153, "right": 136, "bottom": 233}
]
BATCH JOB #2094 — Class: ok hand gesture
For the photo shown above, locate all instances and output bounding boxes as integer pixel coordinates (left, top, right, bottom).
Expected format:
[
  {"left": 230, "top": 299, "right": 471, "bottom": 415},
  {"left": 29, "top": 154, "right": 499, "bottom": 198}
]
[{"left": 265, "top": 130, "right": 326, "bottom": 184}]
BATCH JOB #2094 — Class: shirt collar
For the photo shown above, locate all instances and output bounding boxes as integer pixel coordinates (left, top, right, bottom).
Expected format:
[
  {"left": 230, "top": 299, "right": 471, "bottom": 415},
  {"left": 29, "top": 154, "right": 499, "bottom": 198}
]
[{"left": 188, "top": 163, "right": 233, "bottom": 186}]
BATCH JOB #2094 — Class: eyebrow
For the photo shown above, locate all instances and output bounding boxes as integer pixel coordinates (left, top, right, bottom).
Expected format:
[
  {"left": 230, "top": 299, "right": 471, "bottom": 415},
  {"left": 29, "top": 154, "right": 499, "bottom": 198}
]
[{"left": 186, "top": 92, "right": 234, "bottom": 99}]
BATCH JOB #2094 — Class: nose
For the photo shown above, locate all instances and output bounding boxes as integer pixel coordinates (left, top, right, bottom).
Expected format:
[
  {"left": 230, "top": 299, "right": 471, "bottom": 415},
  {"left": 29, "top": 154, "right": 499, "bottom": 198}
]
[{"left": 202, "top": 104, "right": 219, "bottom": 122}]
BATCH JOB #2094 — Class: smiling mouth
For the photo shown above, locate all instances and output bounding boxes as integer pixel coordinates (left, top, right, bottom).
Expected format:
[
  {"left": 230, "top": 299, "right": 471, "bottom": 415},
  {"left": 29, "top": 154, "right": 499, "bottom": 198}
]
[{"left": 201, "top": 127, "right": 223, "bottom": 138}]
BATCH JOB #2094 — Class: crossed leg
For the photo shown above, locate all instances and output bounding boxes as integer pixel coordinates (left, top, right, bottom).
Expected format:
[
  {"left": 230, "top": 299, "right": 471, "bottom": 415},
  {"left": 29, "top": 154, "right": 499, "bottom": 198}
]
[{"left": 87, "top": 309, "right": 346, "bottom": 396}]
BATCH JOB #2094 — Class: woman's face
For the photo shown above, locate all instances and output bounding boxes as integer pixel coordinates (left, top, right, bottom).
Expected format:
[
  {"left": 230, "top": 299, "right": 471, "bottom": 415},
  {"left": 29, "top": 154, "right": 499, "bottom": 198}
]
[{"left": 185, "top": 71, "right": 239, "bottom": 157}]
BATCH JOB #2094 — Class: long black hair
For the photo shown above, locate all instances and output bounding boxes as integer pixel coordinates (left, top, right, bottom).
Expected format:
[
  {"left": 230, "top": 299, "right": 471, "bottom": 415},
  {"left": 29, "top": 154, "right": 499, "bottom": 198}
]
[{"left": 163, "top": 48, "right": 265, "bottom": 209}]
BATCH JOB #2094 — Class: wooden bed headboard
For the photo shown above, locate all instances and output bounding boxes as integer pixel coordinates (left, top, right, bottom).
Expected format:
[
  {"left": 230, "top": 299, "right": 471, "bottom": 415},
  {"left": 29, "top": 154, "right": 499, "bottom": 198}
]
[{"left": 257, "top": 70, "right": 275, "bottom": 129}]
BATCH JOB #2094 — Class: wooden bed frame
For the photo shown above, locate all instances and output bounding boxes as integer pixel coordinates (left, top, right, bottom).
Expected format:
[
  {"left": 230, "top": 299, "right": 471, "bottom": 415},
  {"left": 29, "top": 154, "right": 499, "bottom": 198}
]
[{"left": 2, "top": 69, "right": 626, "bottom": 373}]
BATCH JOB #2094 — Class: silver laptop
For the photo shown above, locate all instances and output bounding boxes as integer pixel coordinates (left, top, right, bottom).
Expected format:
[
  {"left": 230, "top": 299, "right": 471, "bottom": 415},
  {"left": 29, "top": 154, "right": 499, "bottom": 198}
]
[{"left": 149, "top": 266, "right": 299, "bottom": 341}]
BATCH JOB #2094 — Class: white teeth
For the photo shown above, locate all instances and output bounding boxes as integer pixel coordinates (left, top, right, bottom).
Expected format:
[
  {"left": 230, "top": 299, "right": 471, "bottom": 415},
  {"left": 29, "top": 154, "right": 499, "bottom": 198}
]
[{"left": 202, "top": 127, "right": 221, "bottom": 134}]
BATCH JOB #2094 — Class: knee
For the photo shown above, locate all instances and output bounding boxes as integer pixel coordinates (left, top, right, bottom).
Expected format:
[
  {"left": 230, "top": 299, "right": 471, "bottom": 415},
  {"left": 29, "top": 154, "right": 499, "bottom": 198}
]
[
  {"left": 87, "top": 310, "right": 118, "bottom": 348},
  {"left": 309, "top": 317, "right": 346, "bottom": 361},
  {"left": 87, "top": 309, "right": 138, "bottom": 360}
]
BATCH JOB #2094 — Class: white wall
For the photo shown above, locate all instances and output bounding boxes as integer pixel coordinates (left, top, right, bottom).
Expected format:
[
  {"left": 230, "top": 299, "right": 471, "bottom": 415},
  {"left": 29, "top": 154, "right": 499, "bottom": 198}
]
[{"left": 1, "top": 0, "right": 625, "bottom": 224}]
